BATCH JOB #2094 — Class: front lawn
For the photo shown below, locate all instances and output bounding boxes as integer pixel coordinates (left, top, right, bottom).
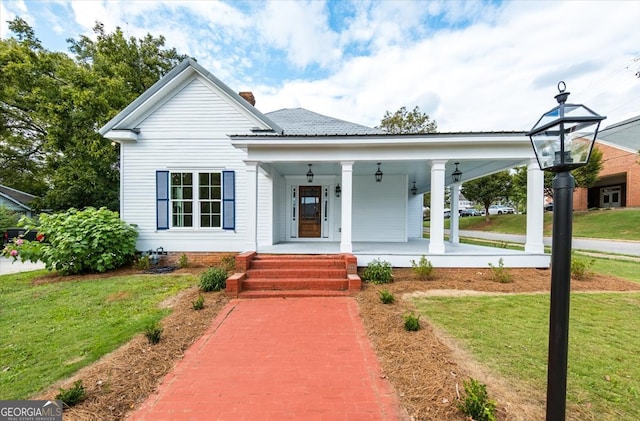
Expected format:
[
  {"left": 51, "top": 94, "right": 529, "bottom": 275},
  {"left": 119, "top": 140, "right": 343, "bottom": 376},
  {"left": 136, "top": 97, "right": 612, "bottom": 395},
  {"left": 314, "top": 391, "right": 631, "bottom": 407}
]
[
  {"left": 0, "top": 270, "right": 195, "bottom": 399},
  {"left": 415, "top": 293, "right": 640, "bottom": 420}
]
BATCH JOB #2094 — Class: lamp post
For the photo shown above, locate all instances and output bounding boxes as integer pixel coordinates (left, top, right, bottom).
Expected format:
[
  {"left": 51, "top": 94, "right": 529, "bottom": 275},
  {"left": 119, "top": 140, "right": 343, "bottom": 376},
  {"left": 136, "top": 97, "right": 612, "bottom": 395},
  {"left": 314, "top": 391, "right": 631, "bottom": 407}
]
[{"left": 527, "top": 81, "right": 605, "bottom": 421}]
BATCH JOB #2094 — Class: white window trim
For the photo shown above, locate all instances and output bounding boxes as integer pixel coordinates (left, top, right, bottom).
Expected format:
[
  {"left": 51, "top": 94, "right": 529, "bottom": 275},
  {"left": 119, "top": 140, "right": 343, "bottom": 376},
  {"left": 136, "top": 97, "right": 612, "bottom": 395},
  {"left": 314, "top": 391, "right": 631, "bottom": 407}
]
[{"left": 169, "top": 170, "right": 225, "bottom": 230}]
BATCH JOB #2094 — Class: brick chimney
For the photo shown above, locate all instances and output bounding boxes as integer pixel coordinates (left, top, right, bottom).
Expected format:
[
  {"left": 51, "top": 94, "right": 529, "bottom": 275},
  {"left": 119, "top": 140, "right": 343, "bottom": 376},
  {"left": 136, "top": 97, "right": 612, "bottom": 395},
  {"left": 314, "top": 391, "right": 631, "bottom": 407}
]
[{"left": 239, "top": 91, "right": 255, "bottom": 106}]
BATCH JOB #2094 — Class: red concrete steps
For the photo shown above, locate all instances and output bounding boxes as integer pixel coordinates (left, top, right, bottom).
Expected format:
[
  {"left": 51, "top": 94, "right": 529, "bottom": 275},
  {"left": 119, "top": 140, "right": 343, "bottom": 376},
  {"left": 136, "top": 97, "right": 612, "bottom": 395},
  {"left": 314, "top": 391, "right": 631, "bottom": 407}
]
[{"left": 226, "top": 252, "right": 361, "bottom": 298}]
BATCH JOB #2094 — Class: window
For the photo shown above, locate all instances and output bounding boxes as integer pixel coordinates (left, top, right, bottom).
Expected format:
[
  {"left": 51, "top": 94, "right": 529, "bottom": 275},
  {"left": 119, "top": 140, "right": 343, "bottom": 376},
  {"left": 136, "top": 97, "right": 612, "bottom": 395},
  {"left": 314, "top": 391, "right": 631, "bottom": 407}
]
[
  {"left": 171, "top": 172, "right": 193, "bottom": 227},
  {"left": 158, "top": 170, "right": 234, "bottom": 230},
  {"left": 199, "top": 172, "right": 221, "bottom": 228}
]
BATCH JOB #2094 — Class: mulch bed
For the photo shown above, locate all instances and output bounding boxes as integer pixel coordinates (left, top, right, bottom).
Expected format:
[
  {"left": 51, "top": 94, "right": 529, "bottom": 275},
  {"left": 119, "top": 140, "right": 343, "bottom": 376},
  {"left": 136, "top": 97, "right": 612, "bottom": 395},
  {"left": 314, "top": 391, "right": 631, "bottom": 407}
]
[{"left": 32, "top": 266, "right": 640, "bottom": 420}]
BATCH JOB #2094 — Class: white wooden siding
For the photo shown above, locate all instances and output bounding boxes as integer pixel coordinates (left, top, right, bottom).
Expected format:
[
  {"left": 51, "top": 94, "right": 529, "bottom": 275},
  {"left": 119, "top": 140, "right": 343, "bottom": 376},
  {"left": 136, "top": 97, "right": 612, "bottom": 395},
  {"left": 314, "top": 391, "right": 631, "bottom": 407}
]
[
  {"left": 352, "top": 175, "right": 406, "bottom": 242},
  {"left": 121, "top": 77, "right": 257, "bottom": 252}
]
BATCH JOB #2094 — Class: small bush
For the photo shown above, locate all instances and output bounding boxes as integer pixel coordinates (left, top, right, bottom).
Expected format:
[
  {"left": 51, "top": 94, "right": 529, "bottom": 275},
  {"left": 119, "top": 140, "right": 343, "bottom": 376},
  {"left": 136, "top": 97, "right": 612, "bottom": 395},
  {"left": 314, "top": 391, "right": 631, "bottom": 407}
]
[
  {"left": 411, "top": 255, "right": 434, "bottom": 280},
  {"left": 363, "top": 259, "right": 393, "bottom": 284},
  {"left": 133, "top": 254, "right": 150, "bottom": 270},
  {"left": 571, "top": 253, "right": 594, "bottom": 280},
  {"left": 488, "top": 258, "right": 512, "bottom": 283},
  {"left": 199, "top": 267, "right": 228, "bottom": 291},
  {"left": 457, "top": 378, "right": 497, "bottom": 421},
  {"left": 144, "top": 321, "right": 163, "bottom": 345},
  {"left": 403, "top": 312, "right": 421, "bottom": 331},
  {"left": 192, "top": 294, "right": 205, "bottom": 310},
  {"left": 178, "top": 253, "right": 189, "bottom": 268},
  {"left": 55, "top": 380, "right": 86, "bottom": 408},
  {"left": 378, "top": 289, "right": 395, "bottom": 304},
  {"left": 220, "top": 255, "right": 236, "bottom": 272}
]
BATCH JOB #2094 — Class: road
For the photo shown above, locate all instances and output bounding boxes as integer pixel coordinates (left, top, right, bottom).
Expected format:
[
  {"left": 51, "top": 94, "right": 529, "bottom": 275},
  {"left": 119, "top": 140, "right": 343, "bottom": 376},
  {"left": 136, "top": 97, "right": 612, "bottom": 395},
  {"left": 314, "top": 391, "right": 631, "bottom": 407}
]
[
  {"left": 456, "top": 230, "right": 640, "bottom": 257},
  {"left": 0, "top": 257, "right": 45, "bottom": 275}
]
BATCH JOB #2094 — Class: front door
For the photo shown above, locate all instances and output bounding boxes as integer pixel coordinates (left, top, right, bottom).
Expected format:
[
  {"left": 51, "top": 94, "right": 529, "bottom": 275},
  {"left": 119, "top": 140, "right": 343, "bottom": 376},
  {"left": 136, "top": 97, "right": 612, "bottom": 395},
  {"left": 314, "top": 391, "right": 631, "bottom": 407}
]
[
  {"left": 299, "top": 186, "right": 322, "bottom": 238},
  {"left": 600, "top": 186, "right": 622, "bottom": 208}
]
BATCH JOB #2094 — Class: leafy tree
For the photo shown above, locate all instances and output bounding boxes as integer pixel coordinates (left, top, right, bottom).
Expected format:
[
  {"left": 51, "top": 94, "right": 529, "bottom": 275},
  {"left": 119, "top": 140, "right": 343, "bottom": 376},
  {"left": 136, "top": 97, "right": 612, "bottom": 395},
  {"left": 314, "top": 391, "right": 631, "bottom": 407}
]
[
  {"left": 0, "top": 206, "right": 20, "bottom": 233},
  {"left": 462, "top": 171, "right": 512, "bottom": 222},
  {"left": 377, "top": 106, "right": 437, "bottom": 134},
  {"left": 511, "top": 147, "right": 603, "bottom": 202},
  {"left": 0, "top": 18, "right": 186, "bottom": 211}
]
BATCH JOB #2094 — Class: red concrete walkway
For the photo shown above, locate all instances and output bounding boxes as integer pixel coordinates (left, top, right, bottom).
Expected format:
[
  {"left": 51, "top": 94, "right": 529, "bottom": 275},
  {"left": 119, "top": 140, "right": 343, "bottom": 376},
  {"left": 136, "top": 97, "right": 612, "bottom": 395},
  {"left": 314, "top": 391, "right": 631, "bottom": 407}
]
[{"left": 128, "top": 297, "right": 406, "bottom": 420}]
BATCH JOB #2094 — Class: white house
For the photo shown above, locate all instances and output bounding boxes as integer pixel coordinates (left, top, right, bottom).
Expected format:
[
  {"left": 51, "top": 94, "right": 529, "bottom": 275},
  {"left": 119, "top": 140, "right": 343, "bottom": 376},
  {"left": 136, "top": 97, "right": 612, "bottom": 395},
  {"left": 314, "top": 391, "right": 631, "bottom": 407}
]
[{"left": 100, "top": 58, "right": 548, "bottom": 268}]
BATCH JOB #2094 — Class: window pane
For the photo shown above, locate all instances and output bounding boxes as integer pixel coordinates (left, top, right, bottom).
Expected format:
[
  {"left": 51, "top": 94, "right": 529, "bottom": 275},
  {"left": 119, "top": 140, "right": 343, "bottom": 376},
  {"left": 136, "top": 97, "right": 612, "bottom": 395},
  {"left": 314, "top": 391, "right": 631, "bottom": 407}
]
[
  {"left": 201, "top": 215, "right": 211, "bottom": 227},
  {"left": 200, "top": 186, "right": 209, "bottom": 199},
  {"left": 184, "top": 201, "right": 192, "bottom": 213},
  {"left": 212, "top": 173, "right": 221, "bottom": 185},
  {"left": 171, "top": 173, "right": 182, "bottom": 185},
  {"left": 212, "top": 186, "right": 221, "bottom": 199},
  {"left": 183, "top": 187, "right": 193, "bottom": 199},
  {"left": 199, "top": 173, "right": 209, "bottom": 185},
  {"left": 201, "top": 202, "right": 210, "bottom": 213},
  {"left": 183, "top": 173, "right": 192, "bottom": 184},
  {"left": 212, "top": 202, "right": 221, "bottom": 213},
  {"left": 212, "top": 215, "right": 221, "bottom": 227},
  {"left": 184, "top": 215, "right": 192, "bottom": 227}
]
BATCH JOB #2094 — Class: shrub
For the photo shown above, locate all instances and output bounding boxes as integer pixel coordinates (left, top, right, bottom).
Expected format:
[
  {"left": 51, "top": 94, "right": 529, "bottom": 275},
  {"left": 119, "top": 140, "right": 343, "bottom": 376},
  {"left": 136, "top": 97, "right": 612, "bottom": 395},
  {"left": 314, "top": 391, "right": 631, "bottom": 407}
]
[
  {"left": 144, "top": 321, "right": 163, "bottom": 345},
  {"left": 0, "top": 205, "right": 19, "bottom": 235},
  {"left": 199, "top": 267, "right": 228, "bottom": 291},
  {"left": 55, "top": 380, "right": 86, "bottom": 408},
  {"left": 363, "top": 259, "right": 393, "bottom": 284},
  {"left": 192, "top": 294, "right": 205, "bottom": 310},
  {"left": 571, "top": 252, "right": 594, "bottom": 280},
  {"left": 133, "top": 254, "right": 150, "bottom": 270},
  {"left": 403, "top": 311, "right": 421, "bottom": 331},
  {"left": 220, "top": 255, "right": 236, "bottom": 272},
  {"left": 378, "top": 289, "right": 395, "bottom": 304},
  {"left": 178, "top": 253, "right": 189, "bottom": 268},
  {"left": 411, "top": 255, "right": 434, "bottom": 280},
  {"left": 457, "top": 378, "right": 497, "bottom": 421},
  {"left": 488, "top": 258, "right": 512, "bottom": 283},
  {"left": 1, "top": 207, "right": 138, "bottom": 275}
]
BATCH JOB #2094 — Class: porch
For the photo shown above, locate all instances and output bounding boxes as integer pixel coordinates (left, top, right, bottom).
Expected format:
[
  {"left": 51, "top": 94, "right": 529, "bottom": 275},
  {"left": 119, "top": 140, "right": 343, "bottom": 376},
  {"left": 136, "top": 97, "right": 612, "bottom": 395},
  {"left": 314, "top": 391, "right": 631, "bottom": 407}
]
[{"left": 258, "top": 239, "right": 550, "bottom": 268}]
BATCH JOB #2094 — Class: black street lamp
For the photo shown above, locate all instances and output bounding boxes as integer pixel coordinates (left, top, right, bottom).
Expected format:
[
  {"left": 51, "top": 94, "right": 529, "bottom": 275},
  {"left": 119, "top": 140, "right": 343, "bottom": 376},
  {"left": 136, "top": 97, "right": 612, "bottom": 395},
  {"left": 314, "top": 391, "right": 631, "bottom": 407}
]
[{"left": 527, "top": 81, "right": 605, "bottom": 421}]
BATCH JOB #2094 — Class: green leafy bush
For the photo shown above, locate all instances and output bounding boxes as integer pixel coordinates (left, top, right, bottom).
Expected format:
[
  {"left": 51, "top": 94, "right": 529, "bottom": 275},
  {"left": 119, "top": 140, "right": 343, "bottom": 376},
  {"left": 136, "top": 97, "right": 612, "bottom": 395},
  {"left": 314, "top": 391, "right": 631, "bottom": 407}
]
[
  {"left": 144, "top": 321, "right": 163, "bottom": 345},
  {"left": 411, "top": 255, "right": 434, "bottom": 280},
  {"left": 178, "top": 253, "right": 189, "bottom": 268},
  {"left": 199, "top": 267, "right": 228, "bottom": 291},
  {"left": 133, "top": 254, "right": 150, "bottom": 270},
  {"left": 378, "top": 289, "right": 395, "bottom": 304},
  {"left": 488, "top": 258, "right": 512, "bottom": 283},
  {"left": 0, "top": 205, "right": 20, "bottom": 234},
  {"left": 571, "top": 252, "right": 594, "bottom": 280},
  {"left": 403, "top": 311, "right": 421, "bottom": 331},
  {"left": 1, "top": 207, "right": 137, "bottom": 275},
  {"left": 363, "top": 259, "right": 393, "bottom": 284},
  {"left": 55, "top": 380, "right": 86, "bottom": 408},
  {"left": 192, "top": 294, "right": 205, "bottom": 310},
  {"left": 457, "top": 378, "right": 497, "bottom": 421}
]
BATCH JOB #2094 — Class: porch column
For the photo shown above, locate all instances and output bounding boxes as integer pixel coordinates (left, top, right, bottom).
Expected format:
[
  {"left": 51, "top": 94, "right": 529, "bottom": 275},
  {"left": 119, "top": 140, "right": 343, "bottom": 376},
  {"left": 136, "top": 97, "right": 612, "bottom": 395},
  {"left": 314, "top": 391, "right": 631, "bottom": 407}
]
[
  {"left": 450, "top": 183, "right": 460, "bottom": 244},
  {"left": 429, "top": 160, "right": 447, "bottom": 254},
  {"left": 340, "top": 161, "right": 354, "bottom": 253},
  {"left": 245, "top": 160, "right": 259, "bottom": 251},
  {"left": 525, "top": 158, "right": 545, "bottom": 253}
]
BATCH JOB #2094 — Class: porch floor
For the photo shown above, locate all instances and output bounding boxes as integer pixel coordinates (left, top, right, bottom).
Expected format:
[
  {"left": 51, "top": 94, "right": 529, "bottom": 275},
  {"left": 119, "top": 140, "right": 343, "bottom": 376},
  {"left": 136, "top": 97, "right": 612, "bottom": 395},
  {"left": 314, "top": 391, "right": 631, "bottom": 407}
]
[{"left": 258, "top": 239, "right": 550, "bottom": 268}]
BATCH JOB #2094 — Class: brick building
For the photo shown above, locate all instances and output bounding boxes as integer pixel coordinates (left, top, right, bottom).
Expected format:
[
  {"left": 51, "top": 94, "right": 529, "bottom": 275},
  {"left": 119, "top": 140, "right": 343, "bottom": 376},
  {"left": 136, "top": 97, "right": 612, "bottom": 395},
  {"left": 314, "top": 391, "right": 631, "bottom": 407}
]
[{"left": 574, "top": 115, "right": 640, "bottom": 210}]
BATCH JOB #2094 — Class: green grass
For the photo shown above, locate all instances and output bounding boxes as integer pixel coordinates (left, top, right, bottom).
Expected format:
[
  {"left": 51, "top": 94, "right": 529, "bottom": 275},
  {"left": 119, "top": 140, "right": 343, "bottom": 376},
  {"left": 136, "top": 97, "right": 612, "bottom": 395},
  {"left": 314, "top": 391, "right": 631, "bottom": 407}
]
[
  {"left": 415, "top": 293, "right": 640, "bottom": 420},
  {"left": 0, "top": 271, "right": 196, "bottom": 399},
  {"left": 424, "top": 208, "right": 640, "bottom": 241}
]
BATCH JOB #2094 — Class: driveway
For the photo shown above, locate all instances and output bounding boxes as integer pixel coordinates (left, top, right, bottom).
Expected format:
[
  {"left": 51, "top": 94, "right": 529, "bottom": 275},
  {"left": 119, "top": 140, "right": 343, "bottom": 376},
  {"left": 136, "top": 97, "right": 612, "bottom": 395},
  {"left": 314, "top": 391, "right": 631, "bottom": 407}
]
[
  {"left": 0, "top": 257, "right": 46, "bottom": 275},
  {"left": 128, "top": 297, "right": 406, "bottom": 420}
]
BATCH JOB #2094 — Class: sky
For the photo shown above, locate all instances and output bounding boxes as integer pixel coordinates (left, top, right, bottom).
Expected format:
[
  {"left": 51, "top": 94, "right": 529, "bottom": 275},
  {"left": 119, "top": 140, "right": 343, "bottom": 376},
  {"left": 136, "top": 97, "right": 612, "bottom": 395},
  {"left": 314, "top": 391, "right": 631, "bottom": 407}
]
[{"left": 1, "top": 0, "right": 640, "bottom": 132}]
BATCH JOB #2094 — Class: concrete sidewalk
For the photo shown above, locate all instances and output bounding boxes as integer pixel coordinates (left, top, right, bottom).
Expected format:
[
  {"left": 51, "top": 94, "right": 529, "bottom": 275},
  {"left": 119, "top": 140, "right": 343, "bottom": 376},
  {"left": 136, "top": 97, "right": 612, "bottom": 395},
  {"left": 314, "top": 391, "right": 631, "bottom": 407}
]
[
  {"left": 0, "top": 257, "right": 45, "bottom": 275},
  {"left": 128, "top": 297, "right": 406, "bottom": 420}
]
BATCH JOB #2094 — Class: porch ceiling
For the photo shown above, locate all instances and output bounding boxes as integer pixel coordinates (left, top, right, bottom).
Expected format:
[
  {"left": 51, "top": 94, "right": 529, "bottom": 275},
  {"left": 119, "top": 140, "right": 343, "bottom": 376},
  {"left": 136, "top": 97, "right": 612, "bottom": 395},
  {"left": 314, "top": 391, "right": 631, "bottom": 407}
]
[{"left": 268, "top": 159, "right": 527, "bottom": 192}]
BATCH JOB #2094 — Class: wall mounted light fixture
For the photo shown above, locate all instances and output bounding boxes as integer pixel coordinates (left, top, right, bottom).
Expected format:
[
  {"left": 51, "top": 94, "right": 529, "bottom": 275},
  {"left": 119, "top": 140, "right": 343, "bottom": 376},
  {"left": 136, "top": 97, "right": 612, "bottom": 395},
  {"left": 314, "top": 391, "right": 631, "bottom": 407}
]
[
  {"left": 411, "top": 181, "right": 417, "bottom": 195},
  {"left": 451, "top": 162, "right": 462, "bottom": 183},
  {"left": 335, "top": 183, "right": 341, "bottom": 198}
]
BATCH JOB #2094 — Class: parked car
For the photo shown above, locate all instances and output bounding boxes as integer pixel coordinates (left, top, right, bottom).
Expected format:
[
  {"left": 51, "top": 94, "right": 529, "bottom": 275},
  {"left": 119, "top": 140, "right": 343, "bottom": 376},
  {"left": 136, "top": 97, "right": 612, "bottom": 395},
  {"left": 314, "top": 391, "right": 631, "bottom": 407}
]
[
  {"left": 544, "top": 203, "right": 553, "bottom": 212},
  {"left": 488, "top": 205, "right": 515, "bottom": 215},
  {"left": 460, "top": 208, "right": 482, "bottom": 217},
  {"left": 443, "top": 209, "right": 451, "bottom": 219},
  {"left": 2, "top": 228, "right": 36, "bottom": 246}
]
